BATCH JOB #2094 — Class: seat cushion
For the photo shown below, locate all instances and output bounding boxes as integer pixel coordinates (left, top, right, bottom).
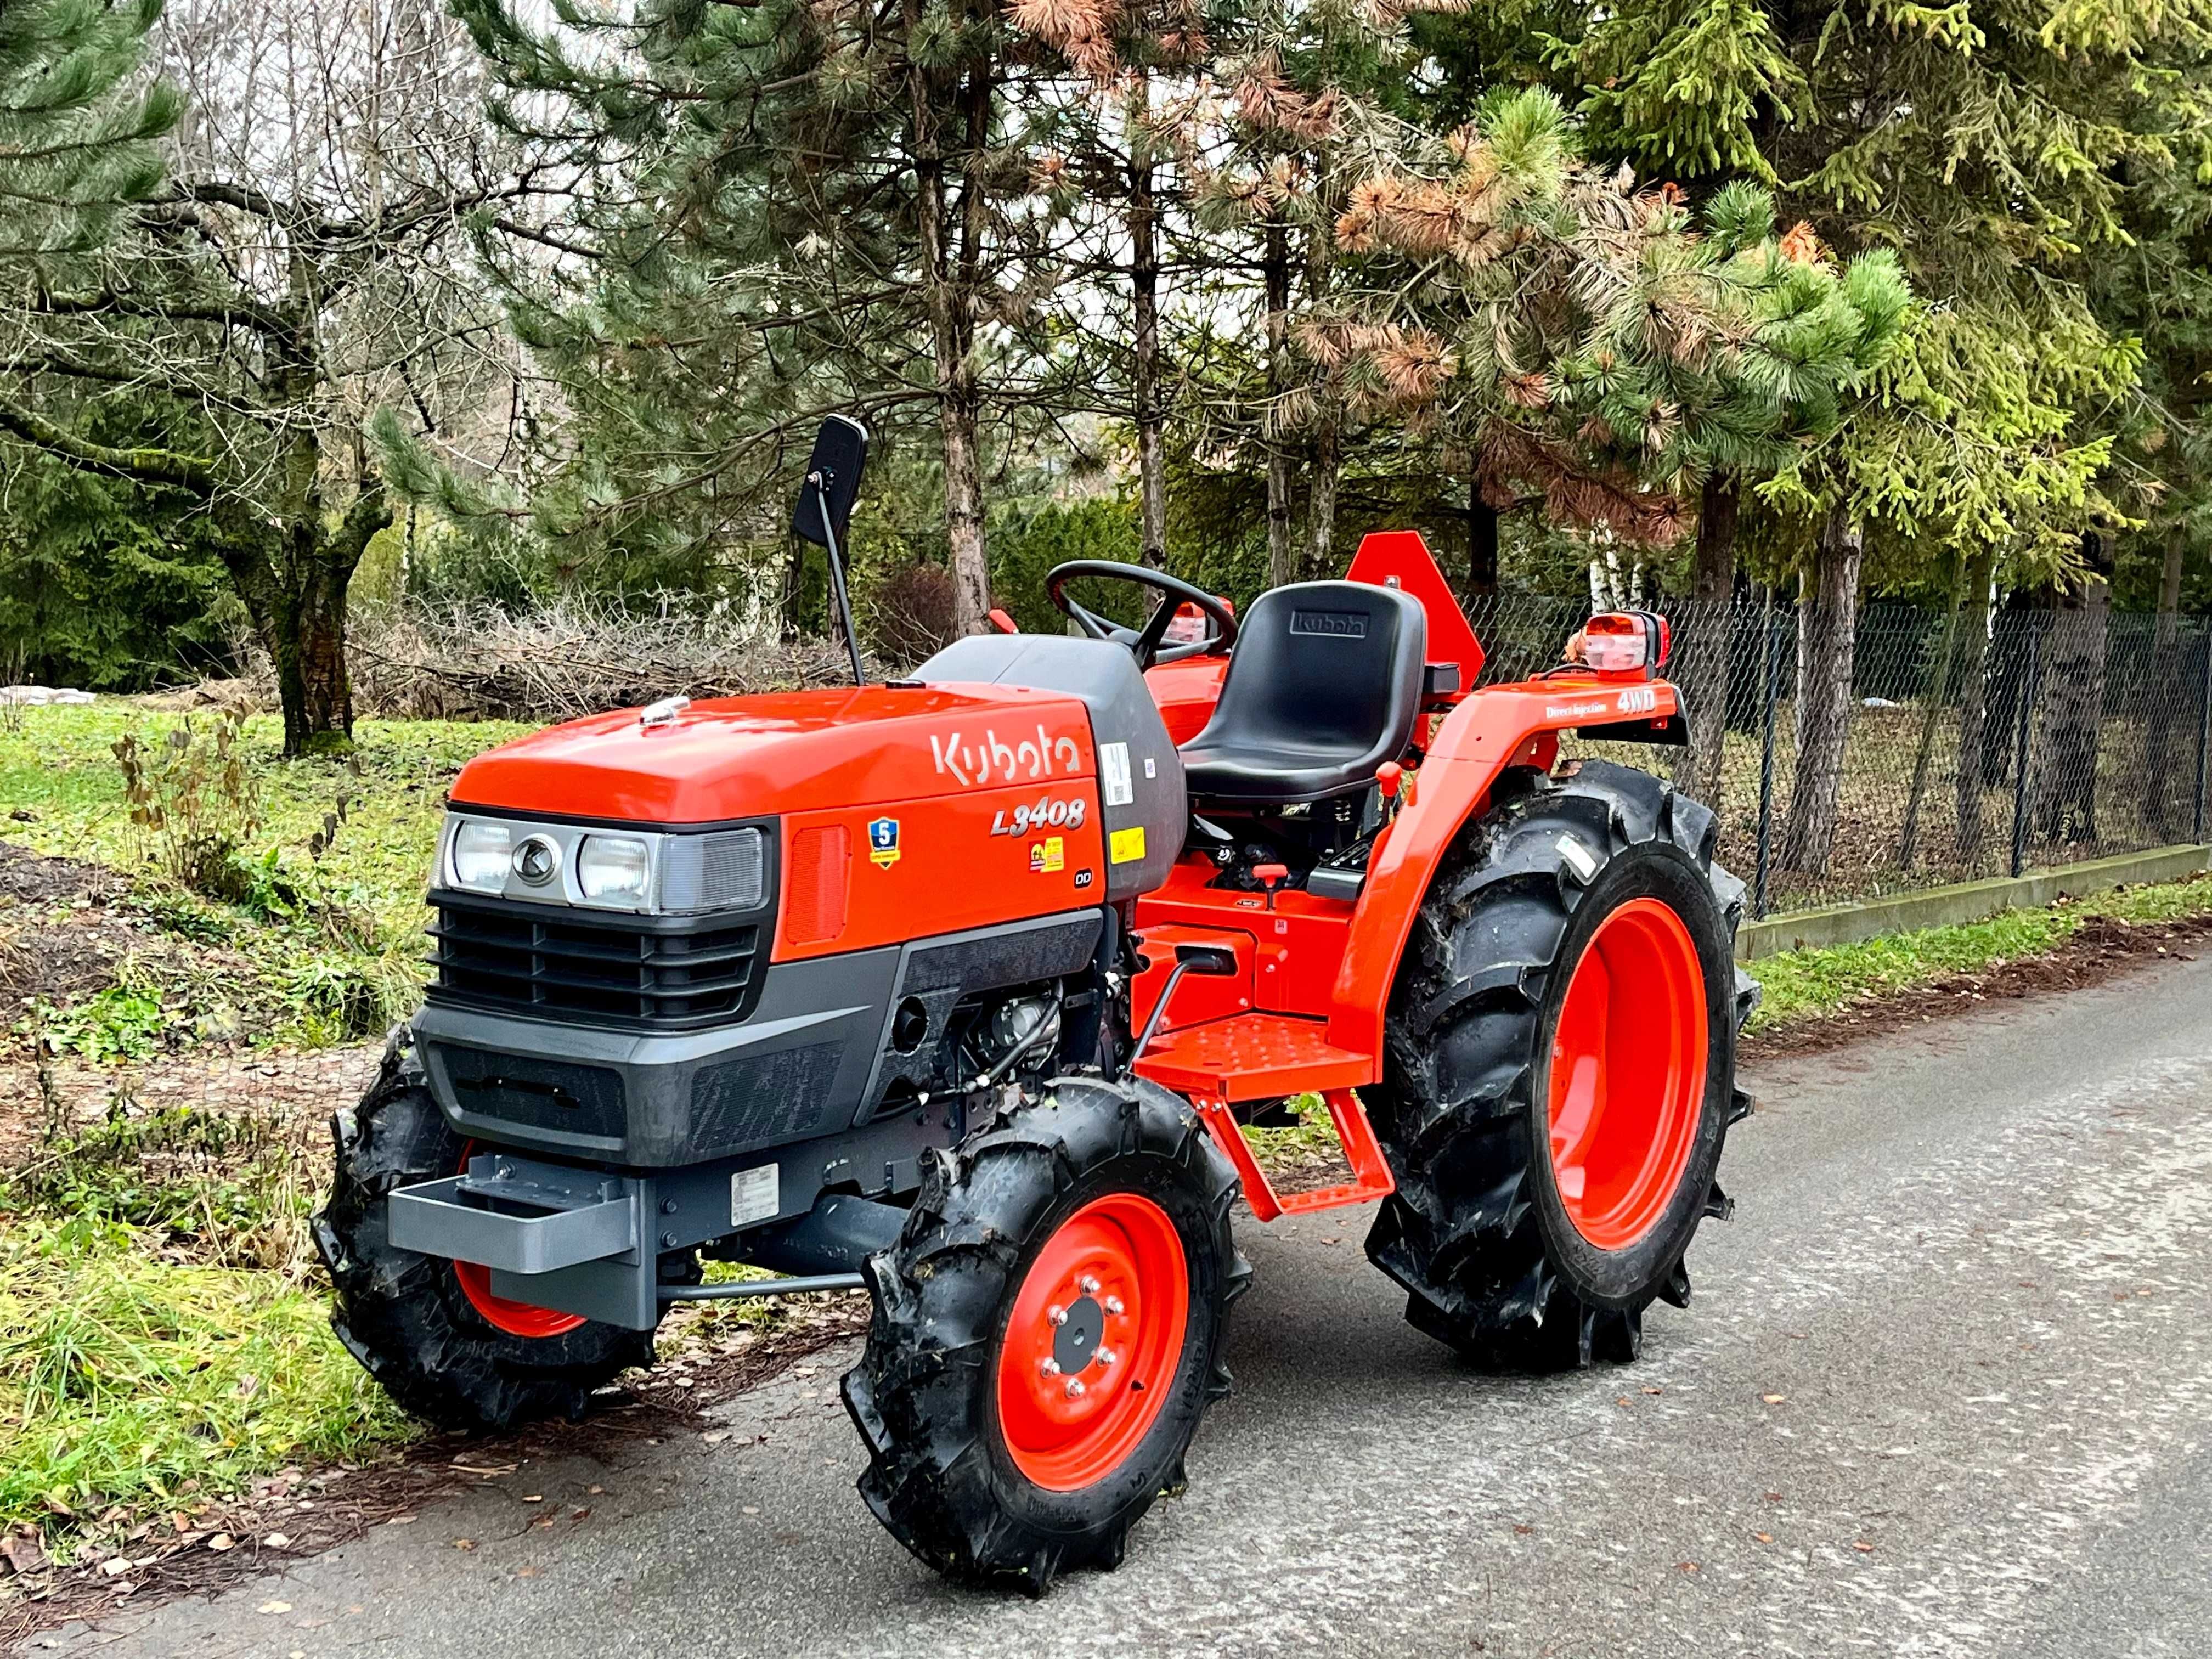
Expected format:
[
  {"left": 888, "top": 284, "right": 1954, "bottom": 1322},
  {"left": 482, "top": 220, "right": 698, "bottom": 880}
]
[{"left": 1179, "top": 582, "right": 1427, "bottom": 805}]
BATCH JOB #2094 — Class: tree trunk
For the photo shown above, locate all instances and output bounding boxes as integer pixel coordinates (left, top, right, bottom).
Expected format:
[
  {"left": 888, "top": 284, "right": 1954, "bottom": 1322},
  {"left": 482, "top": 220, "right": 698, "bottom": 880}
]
[
  {"left": 1263, "top": 219, "right": 1294, "bottom": 589},
  {"left": 222, "top": 487, "right": 386, "bottom": 758},
  {"left": 2033, "top": 534, "right": 2111, "bottom": 847},
  {"left": 912, "top": 43, "right": 990, "bottom": 634},
  {"left": 1308, "top": 415, "right": 1339, "bottom": 574},
  {"left": 1780, "top": 506, "right": 1863, "bottom": 874},
  {"left": 1952, "top": 541, "right": 1998, "bottom": 870},
  {"left": 1128, "top": 92, "right": 1166, "bottom": 569},
  {"left": 1897, "top": 546, "right": 1966, "bottom": 869},
  {"left": 1466, "top": 479, "right": 1498, "bottom": 595},
  {"left": 1672, "top": 472, "right": 1737, "bottom": 804},
  {"left": 2148, "top": 527, "right": 2186, "bottom": 834}
]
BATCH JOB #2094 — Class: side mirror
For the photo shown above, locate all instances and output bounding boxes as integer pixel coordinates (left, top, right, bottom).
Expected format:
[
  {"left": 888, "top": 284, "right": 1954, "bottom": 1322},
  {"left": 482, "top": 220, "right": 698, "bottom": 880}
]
[{"left": 791, "top": 415, "right": 869, "bottom": 548}]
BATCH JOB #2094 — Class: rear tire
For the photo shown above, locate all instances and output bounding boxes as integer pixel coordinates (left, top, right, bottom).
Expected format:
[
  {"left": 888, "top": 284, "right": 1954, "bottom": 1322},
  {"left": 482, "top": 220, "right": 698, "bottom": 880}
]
[
  {"left": 843, "top": 1075, "right": 1249, "bottom": 1594},
  {"left": 313, "top": 1033, "right": 653, "bottom": 1431},
  {"left": 1364, "top": 759, "right": 1757, "bottom": 1369}
]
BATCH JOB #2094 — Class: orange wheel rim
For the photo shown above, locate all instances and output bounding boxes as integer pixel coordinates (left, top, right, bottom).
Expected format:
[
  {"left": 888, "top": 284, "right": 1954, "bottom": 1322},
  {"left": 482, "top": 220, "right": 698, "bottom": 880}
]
[
  {"left": 995, "top": 1192, "right": 1189, "bottom": 1492},
  {"left": 451, "top": 1141, "right": 588, "bottom": 1339},
  {"left": 1546, "top": 897, "right": 1708, "bottom": 1251}
]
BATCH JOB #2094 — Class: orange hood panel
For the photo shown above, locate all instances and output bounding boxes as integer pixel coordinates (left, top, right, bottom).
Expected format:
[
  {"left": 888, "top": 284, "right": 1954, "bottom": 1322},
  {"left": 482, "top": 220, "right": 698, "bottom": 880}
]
[{"left": 449, "top": 683, "right": 1099, "bottom": 825}]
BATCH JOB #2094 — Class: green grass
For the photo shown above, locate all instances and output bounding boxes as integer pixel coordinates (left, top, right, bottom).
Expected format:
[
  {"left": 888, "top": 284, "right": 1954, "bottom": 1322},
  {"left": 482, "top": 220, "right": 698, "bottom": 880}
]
[
  {"left": 1746, "top": 871, "right": 2212, "bottom": 1031},
  {"left": 3, "top": 704, "right": 535, "bottom": 1053},
  {"left": 0, "top": 1216, "right": 411, "bottom": 1553},
  {"left": 1, "top": 704, "right": 530, "bottom": 941}
]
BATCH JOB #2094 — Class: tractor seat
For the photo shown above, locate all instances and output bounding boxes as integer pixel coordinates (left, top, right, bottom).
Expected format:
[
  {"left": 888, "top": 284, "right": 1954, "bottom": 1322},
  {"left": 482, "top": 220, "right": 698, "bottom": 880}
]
[{"left": 1178, "top": 581, "right": 1427, "bottom": 805}]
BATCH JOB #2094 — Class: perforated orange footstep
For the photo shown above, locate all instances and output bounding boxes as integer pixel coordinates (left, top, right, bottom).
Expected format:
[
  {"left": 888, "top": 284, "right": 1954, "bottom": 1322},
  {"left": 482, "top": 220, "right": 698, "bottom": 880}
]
[{"left": 1190, "top": 1087, "right": 1395, "bottom": 1223}]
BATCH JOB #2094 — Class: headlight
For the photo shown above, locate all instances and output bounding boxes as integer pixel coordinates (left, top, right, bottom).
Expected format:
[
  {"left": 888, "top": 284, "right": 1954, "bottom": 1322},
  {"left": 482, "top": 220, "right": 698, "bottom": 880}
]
[
  {"left": 449, "top": 819, "right": 512, "bottom": 891},
  {"left": 577, "top": 835, "right": 652, "bottom": 905}
]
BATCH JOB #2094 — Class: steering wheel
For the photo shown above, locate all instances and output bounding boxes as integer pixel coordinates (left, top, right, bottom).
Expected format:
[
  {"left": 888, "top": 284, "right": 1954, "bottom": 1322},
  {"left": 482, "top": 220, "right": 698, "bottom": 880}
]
[{"left": 1045, "top": 560, "right": 1239, "bottom": 671}]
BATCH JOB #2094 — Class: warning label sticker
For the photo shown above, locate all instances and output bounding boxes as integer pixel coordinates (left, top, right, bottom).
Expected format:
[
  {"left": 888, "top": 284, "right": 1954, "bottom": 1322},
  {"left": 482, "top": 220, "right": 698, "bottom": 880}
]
[
  {"left": 1101, "top": 741, "right": 1133, "bottom": 806},
  {"left": 730, "top": 1164, "right": 780, "bottom": 1228}
]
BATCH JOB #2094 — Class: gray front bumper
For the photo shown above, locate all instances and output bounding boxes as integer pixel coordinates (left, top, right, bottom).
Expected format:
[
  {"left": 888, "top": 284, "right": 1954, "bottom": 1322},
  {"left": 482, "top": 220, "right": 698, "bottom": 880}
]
[{"left": 413, "top": 944, "right": 901, "bottom": 1167}]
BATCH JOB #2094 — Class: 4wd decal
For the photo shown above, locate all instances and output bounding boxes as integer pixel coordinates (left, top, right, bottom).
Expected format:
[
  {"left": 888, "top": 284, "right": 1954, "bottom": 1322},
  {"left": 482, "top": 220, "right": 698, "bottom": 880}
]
[
  {"left": 1616, "top": 685, "right": 1659, "bottom": 714},
  {"left": 930, "top": 724, "right": 1083, "bottom": 788},
  {"left": 990, "top": 794, "right": 1088, "bottom": 837}
]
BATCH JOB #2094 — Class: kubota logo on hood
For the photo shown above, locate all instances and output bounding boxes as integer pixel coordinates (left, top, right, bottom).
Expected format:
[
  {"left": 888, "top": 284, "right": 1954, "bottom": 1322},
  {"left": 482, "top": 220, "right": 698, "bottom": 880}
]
[{"left": 930, "top": 725, "right": 1083, "bottom": 788}]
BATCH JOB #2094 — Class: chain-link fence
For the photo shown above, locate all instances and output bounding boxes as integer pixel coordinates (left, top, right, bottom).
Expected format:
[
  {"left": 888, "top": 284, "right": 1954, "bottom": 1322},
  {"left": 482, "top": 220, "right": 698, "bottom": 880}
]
[{"left": 1463, "top": 595, "right": 2212, "bottom": 918}]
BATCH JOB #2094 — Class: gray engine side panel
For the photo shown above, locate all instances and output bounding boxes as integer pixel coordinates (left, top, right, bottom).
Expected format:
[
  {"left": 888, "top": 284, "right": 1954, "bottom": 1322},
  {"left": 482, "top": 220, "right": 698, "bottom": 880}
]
[{"left": 917, "top": 634, "right": 1185, "bottom": 901}]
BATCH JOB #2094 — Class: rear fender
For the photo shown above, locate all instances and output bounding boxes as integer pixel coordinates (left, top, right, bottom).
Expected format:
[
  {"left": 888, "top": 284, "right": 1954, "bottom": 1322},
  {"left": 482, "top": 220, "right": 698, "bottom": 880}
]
[{"left": 1325, "top": 676, "right": 1683, "bottom": 1060}]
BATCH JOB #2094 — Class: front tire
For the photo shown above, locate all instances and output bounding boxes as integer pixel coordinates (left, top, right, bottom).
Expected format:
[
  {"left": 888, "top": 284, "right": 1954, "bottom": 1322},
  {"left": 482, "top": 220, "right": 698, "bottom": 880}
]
[
  {"left": 842, "top": 1076, "right": 1249, "bottom": 1594},
  {"left": 1365, "top": 759, "right": 1757, "bottom": 1368},
  {"left": 313, "top": 1033, "right": 653, "bottom": 1431}
]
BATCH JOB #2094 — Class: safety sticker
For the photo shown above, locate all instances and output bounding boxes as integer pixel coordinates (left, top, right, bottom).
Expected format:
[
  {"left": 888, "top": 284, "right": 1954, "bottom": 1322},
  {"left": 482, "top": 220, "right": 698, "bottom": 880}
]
[
  {"left": 867, "top": 816, "right": 901, "bottom": 867},
  {"left": 1101, "top": 741, "right": 1134, "bottom": 806},
  {"left": 1030, "top": 837, "right": 1065, "bottom": 874},
  {"left": 730, "top": 1163, "right": 779, "bottom": 1228},
  {"left": 1109, "top": 826, "right": 1147, "bottom": 865}
]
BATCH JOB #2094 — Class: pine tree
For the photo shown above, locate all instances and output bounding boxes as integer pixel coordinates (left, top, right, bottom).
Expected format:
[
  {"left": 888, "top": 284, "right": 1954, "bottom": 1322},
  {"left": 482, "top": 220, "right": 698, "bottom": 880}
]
[
  {"left": 0, "top": 0, "right": 176, "bottom": 257},
  {"left": 454, "top": 0, "right": 1069, "bottom": 634}
]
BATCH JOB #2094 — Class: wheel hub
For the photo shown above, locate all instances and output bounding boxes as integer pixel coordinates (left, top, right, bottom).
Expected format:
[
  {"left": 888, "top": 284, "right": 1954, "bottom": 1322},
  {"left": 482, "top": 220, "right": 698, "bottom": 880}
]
[
  {"left": 1053, "top": 1295, "right": 1106, "bottom": 1375},
  {"left": 996, "top": 1192, "right": 1189, "bottom": 1491}
]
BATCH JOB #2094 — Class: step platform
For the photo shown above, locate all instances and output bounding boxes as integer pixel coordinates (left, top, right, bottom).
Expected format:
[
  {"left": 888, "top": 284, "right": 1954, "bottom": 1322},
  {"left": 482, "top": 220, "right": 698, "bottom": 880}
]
[{"left": 1133, "top": 1014, "right": 1393, "bottom": 1222}]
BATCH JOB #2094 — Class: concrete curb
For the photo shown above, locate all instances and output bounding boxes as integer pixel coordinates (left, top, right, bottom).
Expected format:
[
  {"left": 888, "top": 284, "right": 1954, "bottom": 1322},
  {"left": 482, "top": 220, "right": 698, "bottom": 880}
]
[{"left": 1735, "top": 843, "right": 2212, "bottom": 961}]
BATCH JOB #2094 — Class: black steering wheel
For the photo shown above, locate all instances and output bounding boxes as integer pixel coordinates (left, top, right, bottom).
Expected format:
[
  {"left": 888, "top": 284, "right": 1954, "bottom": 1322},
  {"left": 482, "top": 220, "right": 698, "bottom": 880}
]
[{"left": 1045, "top": 560, "right": 1239, "bottom": 671}]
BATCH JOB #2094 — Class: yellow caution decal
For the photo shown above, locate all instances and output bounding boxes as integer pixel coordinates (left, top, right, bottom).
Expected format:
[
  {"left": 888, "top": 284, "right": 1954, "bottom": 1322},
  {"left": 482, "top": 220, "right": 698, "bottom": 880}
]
[{"left": 1109, "top": 826, "right": 1147, "bottom": 865}]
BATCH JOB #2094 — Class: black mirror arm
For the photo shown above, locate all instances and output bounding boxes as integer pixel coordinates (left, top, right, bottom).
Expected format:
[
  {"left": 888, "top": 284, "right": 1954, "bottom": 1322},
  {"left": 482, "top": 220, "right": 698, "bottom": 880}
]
[{"left": 810, "top": 471, "right": 867, "bottom": 689}]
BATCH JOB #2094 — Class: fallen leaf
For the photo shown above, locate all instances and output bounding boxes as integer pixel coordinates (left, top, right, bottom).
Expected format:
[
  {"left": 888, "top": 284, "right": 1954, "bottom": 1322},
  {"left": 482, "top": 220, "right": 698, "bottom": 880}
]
[
  {"left": 520, "top": 1495, "right": 544, "bottom": 1504},
  {"left": 1762, "top": 1393, "right": 1786, "bottom": 1404},
  {"left": 1641, "top": 1387, "right": 1662, "bottom": 1396},
  {"left": 587, "top": 1485, "right": 606, "bottom": 1496},
  {"left": 263, "top": 1532, "right": 291, "bottom": 1549},
  {"left": 454, "top": 1539, "right": 478, "bottom": 1552},
  {"left": 1753, "top": 1532, "right": 1774, "bottom": 1544},
  {"left": 1511, "top": 1524, "right": 1533, "bottom": 1536},
  {"left": 387, "top": 1515, "right": 417, "bottom": 1526},
  {"left": 206, "top": 1534, "right": 235, "bottom": 1553},
  {"left": 517, "top": 1566, "right": 541, "bottom": 1578},
  {"left": 1676, "top": 1561, "right": 1699, "bottom": 1573},
  {"left": 1853, "top": 1539, "right": 1876, "bottom": 1554},
  {"left": 2, "top": 1533, "right": 49, "bottom": 1575},
  {"left": 257, "top": 1600, "right": 293, "bottom": 1615},
  {"left": 742, "top": 1506, "right": 761, "bottom": 1516},
  {"left": 100, "top": 1558, "right": 135, "bottom": 1578},
  {"left": 1764, "top": 1492, "right": 1783, "bottom": 1502},
  {"left": 1616, "top": 1396, "right": 1632, "bottom": 1408},
  {"left": 570, "top": 1509, "right": 591, "bottom": 1522}
]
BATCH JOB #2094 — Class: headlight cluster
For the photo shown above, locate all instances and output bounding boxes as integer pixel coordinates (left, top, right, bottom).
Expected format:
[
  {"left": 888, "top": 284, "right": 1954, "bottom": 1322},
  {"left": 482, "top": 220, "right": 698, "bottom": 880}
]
[
  {"left": 438, "top": 815, "right": 765, "bottom": 915},
  {"left": 577, "top": 835, "right": 651, "bottom": 902},
  {"left": 450, "top": 819, "right": 513, "bottom": 891}
]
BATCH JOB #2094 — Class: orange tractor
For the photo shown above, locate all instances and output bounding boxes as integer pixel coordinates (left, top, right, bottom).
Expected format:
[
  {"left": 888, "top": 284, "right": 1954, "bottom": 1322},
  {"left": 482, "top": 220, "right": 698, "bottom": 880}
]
[{"left": 317, "top": 417, "right": 1756, "bottom": 1590}]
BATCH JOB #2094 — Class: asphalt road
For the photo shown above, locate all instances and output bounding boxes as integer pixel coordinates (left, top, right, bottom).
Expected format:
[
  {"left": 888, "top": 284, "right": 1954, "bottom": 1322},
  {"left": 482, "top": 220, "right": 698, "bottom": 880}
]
[{"left": 35, "top": 957, "right": 2212, "bottom": 1659}]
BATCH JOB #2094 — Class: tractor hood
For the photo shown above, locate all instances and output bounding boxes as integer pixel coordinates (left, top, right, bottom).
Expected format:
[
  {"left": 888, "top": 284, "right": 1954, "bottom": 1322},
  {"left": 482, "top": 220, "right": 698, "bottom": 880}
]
[{"left": 447, "top": 682, "right": 1100, "bottom": 826}]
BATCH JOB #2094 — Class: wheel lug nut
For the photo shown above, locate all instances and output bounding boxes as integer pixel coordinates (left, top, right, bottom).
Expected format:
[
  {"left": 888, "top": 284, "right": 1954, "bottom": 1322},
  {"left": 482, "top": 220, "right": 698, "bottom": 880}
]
[
  {"left": 1040, "top": 1357, "right": 1060, "bottom": 1376},
  {"left": 1047, "top": 1304, "right": 1068, "bottom": 1327},
  {"left": 1077, "top": 1275, "right": 1100, "bottom": 1295},
  {"left": 1096, "top": 1346, "right": 1117, "bottom": 1368},
  {"left": 1064, "top": 1378, "right": 1086, "bottom": 1400},
  {"left": 1103, "top": 1295, "right": 1125, "bottom": 1315}
]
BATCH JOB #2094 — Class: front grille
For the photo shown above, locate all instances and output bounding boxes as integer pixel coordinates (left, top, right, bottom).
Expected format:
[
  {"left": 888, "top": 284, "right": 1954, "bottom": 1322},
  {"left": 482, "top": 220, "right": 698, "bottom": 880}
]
[{"left": 428, "top": 899, "right": 765, "bottom": 1028}]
